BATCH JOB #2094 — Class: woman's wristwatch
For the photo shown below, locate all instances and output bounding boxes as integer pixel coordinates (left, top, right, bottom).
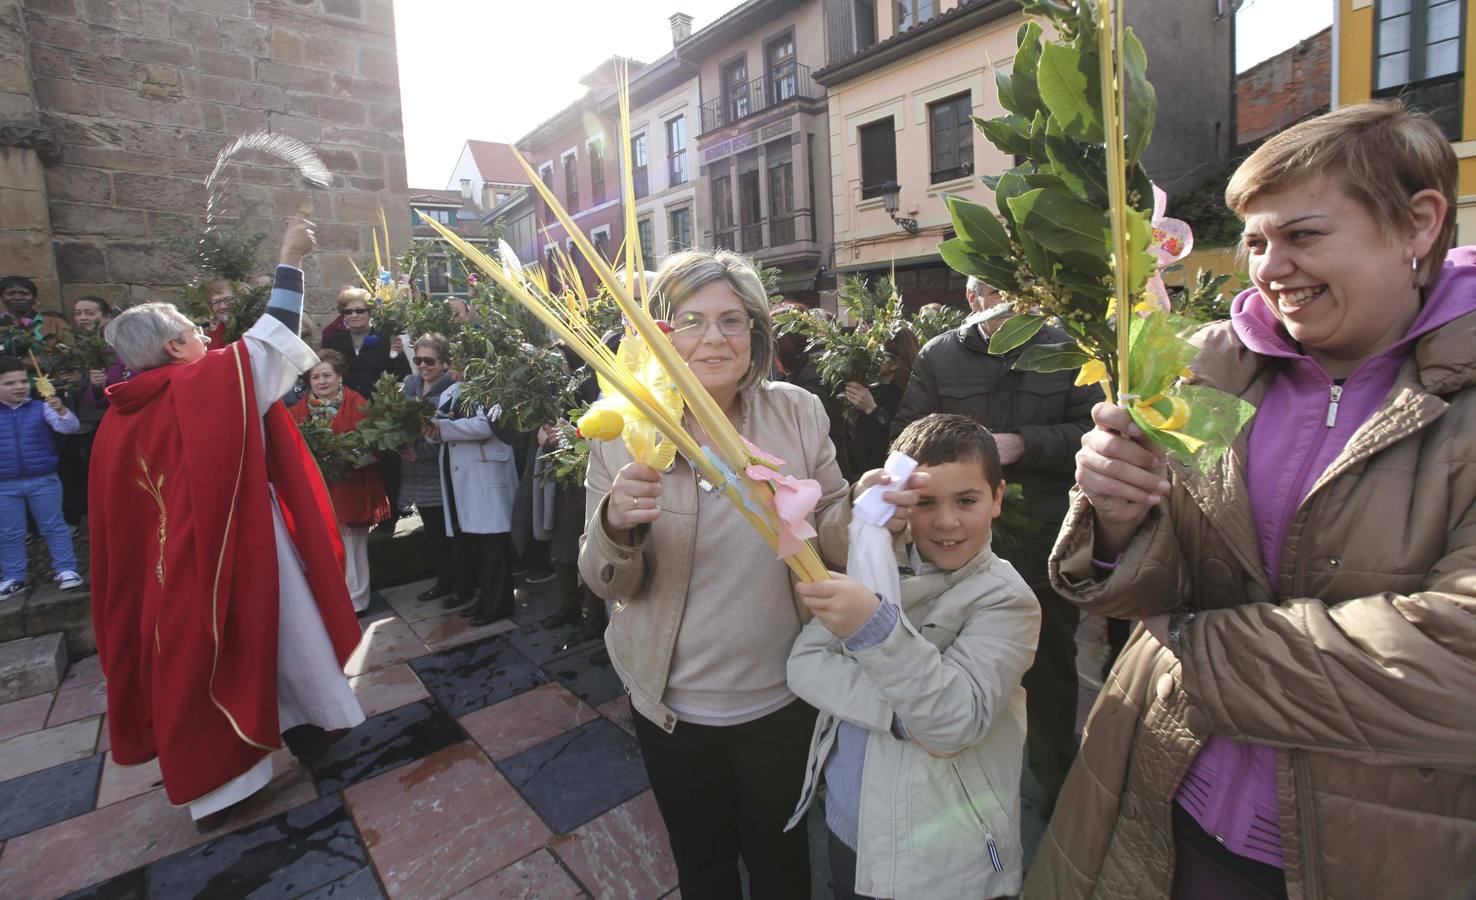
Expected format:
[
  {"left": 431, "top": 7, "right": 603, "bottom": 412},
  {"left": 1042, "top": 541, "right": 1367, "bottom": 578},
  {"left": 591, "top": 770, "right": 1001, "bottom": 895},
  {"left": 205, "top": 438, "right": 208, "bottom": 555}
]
[{"left": 1166, "top": 608, "right": 1196, "bottom": 658}]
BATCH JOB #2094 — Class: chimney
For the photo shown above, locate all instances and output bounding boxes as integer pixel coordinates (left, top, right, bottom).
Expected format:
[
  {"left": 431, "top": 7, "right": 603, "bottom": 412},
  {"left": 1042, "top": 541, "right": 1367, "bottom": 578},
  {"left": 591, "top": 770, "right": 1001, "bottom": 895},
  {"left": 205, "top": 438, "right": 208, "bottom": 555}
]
[
  {"left": 459, "top": 178, "right": 473, "bottom": 201},
  {"left": 670, "top": 12, "right": 693, "bottom": 46}
]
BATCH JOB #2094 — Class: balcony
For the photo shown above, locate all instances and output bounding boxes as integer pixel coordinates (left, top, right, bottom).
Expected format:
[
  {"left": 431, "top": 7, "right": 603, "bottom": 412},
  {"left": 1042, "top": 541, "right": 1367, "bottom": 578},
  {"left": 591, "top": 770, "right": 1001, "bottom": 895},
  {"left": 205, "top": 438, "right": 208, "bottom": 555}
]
[
  {"left": 700, "top": 62, "right": 816, "bottom": 135},
  {"left": 707, "top": 209, "right": 815, "bottom": 256}
]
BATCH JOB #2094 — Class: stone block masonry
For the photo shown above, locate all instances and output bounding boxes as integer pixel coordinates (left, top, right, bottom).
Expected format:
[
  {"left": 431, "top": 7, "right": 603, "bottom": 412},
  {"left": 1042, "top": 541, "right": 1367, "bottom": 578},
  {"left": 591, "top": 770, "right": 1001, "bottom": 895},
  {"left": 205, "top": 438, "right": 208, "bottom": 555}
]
[{"left": 4, "top": 0, "right": 409, "bottom": 319}]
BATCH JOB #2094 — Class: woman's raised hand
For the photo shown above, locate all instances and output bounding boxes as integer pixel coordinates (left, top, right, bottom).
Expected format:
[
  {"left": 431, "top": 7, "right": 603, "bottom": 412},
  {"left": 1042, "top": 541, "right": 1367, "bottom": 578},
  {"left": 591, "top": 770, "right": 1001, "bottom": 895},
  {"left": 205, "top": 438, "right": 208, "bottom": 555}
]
[
  {"left": 604, "top": 462, "right": 664, "bottom": 536},
  {"left": 1076, "top": 402, "right": 1171, "bottom": 555}
]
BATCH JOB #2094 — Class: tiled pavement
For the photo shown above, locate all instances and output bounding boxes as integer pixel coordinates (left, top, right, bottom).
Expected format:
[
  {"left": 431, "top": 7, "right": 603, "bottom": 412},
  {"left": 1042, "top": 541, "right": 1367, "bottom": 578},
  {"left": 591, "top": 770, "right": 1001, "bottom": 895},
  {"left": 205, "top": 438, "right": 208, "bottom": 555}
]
[
  {"left": 0, "top": 577, "right": 687, "bottom": 900},
  {"left": 0, "top": 571, "right": 1087, "bottom": 900}
]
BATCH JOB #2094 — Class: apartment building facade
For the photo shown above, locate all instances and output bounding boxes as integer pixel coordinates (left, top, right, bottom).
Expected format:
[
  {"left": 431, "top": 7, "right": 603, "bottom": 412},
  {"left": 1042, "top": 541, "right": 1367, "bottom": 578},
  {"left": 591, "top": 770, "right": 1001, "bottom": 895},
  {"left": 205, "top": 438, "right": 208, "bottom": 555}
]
[
  {"left": 687, "top": 0, "right": 836, "bottom": 301},
  {"left": 818, "top": 0, "right": 1236, "bottom": 306}
]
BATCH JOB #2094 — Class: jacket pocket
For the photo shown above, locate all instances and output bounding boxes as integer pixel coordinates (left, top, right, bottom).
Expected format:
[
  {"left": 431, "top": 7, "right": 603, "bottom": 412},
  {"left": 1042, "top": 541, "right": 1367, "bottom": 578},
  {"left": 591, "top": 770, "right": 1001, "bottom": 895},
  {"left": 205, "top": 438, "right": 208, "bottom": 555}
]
[{"left": 905, "top": 754, "right": 993, "bottom": 871}]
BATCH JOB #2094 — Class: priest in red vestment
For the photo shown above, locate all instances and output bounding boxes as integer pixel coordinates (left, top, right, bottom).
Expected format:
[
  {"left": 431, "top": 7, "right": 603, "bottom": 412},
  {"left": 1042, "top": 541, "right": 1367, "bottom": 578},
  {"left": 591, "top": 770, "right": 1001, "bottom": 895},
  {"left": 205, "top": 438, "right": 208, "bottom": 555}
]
[{"left": 89, "top": 217, "right": 365, "bottom": 828}]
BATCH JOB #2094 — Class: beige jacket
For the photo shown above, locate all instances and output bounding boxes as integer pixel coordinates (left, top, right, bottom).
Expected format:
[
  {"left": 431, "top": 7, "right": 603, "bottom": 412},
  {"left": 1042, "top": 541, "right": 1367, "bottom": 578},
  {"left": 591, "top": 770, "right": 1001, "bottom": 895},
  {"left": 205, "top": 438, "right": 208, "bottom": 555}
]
[
  {"left": 579, "top": 381, "right": 851, "bottom": 731},
  {"left": 1026, "top": 313, "right": 1476, "bottom": 899},
  {"left": 785, "top": 545, "right": 1040, "bottom": 899}
]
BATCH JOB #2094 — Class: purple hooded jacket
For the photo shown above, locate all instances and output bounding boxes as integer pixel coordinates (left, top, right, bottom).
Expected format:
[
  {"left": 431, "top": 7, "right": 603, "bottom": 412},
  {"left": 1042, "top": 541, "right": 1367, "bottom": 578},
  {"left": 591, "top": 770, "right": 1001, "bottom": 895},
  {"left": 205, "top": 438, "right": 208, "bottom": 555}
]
[{"left": 1173, "top": 248, "right": 1476, "bottom": 867}]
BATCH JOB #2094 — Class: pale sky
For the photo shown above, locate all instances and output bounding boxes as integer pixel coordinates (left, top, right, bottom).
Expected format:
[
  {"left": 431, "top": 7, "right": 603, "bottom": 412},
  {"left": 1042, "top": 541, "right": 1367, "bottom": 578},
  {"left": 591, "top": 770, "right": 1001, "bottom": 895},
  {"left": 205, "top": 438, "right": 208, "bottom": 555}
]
[{"left": 394, "top": 0, "right": 1336, "bottom": 189}]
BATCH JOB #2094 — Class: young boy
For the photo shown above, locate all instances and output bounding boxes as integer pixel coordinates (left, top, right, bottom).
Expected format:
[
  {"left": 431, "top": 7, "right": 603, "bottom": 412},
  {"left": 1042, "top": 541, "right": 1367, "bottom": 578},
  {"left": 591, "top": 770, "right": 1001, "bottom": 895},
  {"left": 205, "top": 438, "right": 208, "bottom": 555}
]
[
  {"left": 786, "top": 413, "right": 1041, "bottom": 900},
  {"left": 0, "top": 355, "right": 84, "bottom": 596}
]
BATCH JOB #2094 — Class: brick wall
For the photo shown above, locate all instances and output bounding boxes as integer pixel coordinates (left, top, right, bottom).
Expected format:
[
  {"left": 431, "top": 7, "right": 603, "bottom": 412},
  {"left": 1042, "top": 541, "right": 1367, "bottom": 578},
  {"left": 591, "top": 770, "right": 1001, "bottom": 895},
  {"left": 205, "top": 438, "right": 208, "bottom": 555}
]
[
  {"left": 1237, "top": 27, "right": 1332, "bottom": 149},
  {"left": 4, "top": 0, "right": 409, "bottom": 319}
]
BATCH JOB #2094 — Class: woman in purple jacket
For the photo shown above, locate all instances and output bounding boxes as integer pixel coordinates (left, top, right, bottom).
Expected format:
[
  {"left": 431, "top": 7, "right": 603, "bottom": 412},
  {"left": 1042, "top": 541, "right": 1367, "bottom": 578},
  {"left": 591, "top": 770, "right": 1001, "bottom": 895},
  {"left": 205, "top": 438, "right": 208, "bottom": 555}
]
[{"left": 1027, "top": 103, "right": 1476, "bottom": 899}]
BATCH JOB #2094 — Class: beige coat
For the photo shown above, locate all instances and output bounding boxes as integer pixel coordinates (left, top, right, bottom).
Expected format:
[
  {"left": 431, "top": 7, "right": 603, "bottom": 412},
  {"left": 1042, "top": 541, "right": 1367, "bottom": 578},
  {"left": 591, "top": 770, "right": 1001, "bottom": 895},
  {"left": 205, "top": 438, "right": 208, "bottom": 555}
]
[
  {"left": 1027, "top": 312, "right": 1476, "bottom": 899},
  {"left": 579, "top": 381, "right": 851, "bottom": 731},
  {"left": 785, "top": 545, "right": 1040, "bottom": 899}
]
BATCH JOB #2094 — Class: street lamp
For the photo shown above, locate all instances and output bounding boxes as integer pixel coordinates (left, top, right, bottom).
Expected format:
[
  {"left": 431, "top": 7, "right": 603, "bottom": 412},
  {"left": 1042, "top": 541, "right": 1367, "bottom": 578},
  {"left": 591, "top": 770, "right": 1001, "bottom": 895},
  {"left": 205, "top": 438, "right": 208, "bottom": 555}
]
[{"left": 879, "top": 181, "right": 919, "bottom": 235}]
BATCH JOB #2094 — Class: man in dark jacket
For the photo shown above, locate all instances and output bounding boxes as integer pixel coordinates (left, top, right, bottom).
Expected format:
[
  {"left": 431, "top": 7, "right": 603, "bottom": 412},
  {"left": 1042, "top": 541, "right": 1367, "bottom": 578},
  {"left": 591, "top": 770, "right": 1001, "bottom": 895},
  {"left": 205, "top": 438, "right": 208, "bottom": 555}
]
[{"left": 891, "top": 276, "right": 1101, "bottom": 815}]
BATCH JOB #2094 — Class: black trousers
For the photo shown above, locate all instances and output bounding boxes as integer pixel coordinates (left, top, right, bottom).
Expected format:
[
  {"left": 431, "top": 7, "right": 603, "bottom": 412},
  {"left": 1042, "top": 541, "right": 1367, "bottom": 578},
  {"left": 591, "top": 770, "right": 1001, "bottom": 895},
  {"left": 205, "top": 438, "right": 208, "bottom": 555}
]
[
  {"left": 827, "top": 830, "right": 869, "bottom": 900},
  {"left": 1022, "top": 580, "right": 1081, "bottom": 815},
  {"left": 634, "top": 699, "right": 817, "bottom": 900},
  {"left": 456, "top": 531, "right": 514, "bottom": 618},
  {"left": 417, "top": 504, "right": 453, "bottom": 592}
]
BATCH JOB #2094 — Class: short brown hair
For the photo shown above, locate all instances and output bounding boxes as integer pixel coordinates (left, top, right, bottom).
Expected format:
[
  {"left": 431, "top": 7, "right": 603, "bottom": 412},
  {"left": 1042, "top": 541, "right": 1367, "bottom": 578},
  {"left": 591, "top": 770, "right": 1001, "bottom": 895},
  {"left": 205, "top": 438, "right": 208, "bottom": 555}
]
[
  {"left": 891, "top": 413, "right": 1003, "bottom": 486},
  {"left": 314, "top": 348, "right": 347, "bottom": 377},
  {"left": 337, "top": 287, "right": 372, "bottom": 312},
  {"left": 651, "top": 250, "right": 775, "bottom": 393},
  {"left": 1226, "top": 101, "right": 1458, "bottom": 286}
]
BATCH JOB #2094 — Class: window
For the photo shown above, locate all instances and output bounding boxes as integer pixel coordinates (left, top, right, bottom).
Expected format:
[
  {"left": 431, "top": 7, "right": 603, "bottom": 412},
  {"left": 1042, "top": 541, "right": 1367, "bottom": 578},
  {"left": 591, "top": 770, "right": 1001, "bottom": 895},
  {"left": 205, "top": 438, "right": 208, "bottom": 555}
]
[
  {"left": 563, "top": 152, "right": 579, "bottom": 211},
  {"left": 592, "top": 228, "right": 611, "bottom": 262},
  {"left": 712, "top": 175, "right": 734, "bottom": 246},
  {"left": 414, "top": 208, "right": 453, "bottom": 225},
  {"left": 1375, "top": 0, "right": 1464, "bottom": 137},
  {"left": 768, "top": 160, "right": 795, "bottom": 244},
  {"left": 723, "top": 57, "right": 750, "bottom": 124},
  {"left": 543, "top": 245, "right": 562, "bottom": 293},
  {"left": 590, "top": 138, "right": 606, "bottom": 205},
  {"left": 854, "top": 0, "right": 876, "bottom": 50},
  {"left": 766, "top": 33, "right": 797, "bottom": 104},
  {"left": 427, "top": 257, "right": 450, "bottom": 294},
  {"left": 895, "top": 0, "right": 935, "bottom": 31},
  {"left": 538, "top": 163, "right": 555, "bottom": 217},
  {"left": 495, "top": 192, "right": 510, "bottom": 205},
  {"left": 859, "top": 117, "right": 897, "bottom": 199},
  {"left": 928, "top": 93, "right": 974, "bottom": 183},
  {"left": 668, "top": 207, "right": 693, "bottom": 252},
  {"left": 636, "top": 217, "right": 656, "bottom": 270},
  {"left": 666, "top": 116, "right": 688, "bottom": 185},
  {"left": 631, "top": 133, "right": 649, "bottom": 198}
]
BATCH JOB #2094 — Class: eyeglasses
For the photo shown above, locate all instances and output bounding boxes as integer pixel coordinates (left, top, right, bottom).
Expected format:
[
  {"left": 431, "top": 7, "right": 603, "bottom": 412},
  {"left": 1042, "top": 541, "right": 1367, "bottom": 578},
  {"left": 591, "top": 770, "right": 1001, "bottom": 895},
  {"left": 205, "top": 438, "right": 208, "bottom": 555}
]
[
  {"left": 671, "top": 310, "right": 752, "bottom": 338},
  {"left": 341, "top": 308, "right": 370, "bottom": 317},
  {"left": 413, "top": 356, "right": 442, "bottom": 366}
]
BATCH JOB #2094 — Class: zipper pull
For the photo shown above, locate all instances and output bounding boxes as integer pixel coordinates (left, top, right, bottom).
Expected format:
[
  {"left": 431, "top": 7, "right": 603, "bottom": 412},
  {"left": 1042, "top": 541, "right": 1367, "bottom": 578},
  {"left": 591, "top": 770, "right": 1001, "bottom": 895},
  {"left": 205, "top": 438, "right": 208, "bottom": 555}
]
[
  {"left": 987, "top": 835, "right": 1004, "bottom": 872},
  {"left": 1325, "top": 384, "right": 1343, "bottom": 428}
]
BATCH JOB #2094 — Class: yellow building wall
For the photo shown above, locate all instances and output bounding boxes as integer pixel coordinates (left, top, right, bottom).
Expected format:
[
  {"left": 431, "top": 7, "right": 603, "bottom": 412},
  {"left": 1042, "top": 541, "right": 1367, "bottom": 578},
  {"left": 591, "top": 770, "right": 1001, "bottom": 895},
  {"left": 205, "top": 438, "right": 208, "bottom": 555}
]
[{"left": 1338, "top": 0, "right": 1476, "bottom": 240}]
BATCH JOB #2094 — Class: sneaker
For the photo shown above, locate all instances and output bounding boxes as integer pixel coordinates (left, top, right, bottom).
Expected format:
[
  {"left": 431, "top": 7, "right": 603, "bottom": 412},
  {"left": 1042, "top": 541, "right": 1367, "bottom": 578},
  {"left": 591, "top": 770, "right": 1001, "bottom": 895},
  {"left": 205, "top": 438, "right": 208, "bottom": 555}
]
[
  {"left": 524, "top": 569, "right": 556, "bottom": 584},
  {"left": 56, "top": 571, "right": 84, "bottom": 591},
  {"left": 0, "top": 579, "right": 25, "bottom": 598},
  {"left": 1076, "top": 639, "right": 1109, "bottom": 691}
]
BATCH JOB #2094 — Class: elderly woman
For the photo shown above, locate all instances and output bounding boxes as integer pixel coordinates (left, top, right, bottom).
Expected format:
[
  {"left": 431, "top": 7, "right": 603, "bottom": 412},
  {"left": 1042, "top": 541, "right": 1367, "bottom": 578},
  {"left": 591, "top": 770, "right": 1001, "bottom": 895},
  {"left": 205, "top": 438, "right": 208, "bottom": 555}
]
[
  {"left": 1026, "top": 103, "right": 1476, "bottom": 899},
  {"left": 89, "top": 217, "right": 363, "bottom": 829},
  {"left": 426, "top": 357, "right": 519, "bottom": 626},
  {"left": 289, "top": 348, "right": 391, "bottom": 612},
  {"left": 580, "top": 250, "right": 852, "bottom": 898},
  {"left": 400, "top": 334, "right": 459, "bottom": 605}
]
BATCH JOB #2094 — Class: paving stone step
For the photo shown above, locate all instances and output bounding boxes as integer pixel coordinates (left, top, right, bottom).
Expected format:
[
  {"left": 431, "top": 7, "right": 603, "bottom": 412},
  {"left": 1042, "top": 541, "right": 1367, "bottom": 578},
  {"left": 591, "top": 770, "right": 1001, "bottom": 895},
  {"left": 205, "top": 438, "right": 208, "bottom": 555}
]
[{"left": 0, "top": 632, "right": 68, "bottom": 704}]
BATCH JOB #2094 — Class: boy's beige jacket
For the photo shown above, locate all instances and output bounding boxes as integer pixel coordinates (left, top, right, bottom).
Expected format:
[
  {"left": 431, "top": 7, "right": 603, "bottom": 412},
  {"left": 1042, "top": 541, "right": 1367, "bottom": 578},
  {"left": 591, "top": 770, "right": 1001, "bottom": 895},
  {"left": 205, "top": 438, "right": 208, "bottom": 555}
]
[{"left": 787, "top": 545, "right": 1041, "bottom": 900}]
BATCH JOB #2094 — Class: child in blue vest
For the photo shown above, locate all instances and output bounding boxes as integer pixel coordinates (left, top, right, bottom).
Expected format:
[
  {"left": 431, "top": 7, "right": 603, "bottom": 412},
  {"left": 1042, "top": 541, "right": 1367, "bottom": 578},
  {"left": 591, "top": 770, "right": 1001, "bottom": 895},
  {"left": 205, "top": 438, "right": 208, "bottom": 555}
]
[{"left": 0, "top": 355, "right": 84, "bottom": 596}]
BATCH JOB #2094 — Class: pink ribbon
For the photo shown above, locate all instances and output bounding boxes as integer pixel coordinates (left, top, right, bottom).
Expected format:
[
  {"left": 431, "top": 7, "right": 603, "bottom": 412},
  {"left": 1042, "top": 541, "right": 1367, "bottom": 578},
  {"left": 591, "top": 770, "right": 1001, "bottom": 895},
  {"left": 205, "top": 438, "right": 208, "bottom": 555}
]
[{"left": 741, "top": 438, "right": 821, "bottom": 559}]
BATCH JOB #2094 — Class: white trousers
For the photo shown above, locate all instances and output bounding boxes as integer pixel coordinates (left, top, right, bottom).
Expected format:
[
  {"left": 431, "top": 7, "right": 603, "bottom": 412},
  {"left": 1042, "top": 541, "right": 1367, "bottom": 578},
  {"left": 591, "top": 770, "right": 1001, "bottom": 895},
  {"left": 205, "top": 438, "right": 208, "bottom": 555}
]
[
  {"left": 342, "top": 525, "right": 371, "bottom": 612},
  {"left": 189, "top": 497, "right": 366, "bottom": 819}
]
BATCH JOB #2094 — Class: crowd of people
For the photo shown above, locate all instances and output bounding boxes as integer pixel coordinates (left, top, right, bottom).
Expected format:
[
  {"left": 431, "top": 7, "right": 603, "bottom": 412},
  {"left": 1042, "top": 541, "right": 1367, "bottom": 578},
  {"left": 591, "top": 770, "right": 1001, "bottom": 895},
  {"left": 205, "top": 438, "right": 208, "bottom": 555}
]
[{"left": 3, "top": 100, "right": 1473, "bottom": 898}]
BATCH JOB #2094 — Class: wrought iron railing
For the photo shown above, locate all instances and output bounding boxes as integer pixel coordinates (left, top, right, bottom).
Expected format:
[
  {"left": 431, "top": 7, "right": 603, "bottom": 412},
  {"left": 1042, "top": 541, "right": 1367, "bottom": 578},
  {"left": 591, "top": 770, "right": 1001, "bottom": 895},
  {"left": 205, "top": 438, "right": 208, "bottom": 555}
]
[{"left": 700, "top": 62, "right": 815, "bottom": 134}]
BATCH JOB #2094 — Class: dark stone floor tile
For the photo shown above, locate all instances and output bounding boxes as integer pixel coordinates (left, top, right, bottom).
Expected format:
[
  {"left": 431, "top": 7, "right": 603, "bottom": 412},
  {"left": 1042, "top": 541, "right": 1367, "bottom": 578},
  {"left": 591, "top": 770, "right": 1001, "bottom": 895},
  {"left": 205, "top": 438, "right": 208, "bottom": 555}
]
[
  {"left": 505, "top": 619, "right": 601, "bottom": 666},
  {"left": 499, "top": 718, "right": 649, "bottom": 834},
  {"left": 548, "top": 643, "right": 624, "bottom": 707},
  {"left": 294, "top": 865, "right": 385, "bottom": 899},
  {"left": 511, "top": 582, "right": 563, "bottom": 627},
  {"left": 0, "top": 753, "right": 103, "bottom": 841},
  {"left": 408, "top": 635, "right": 546, "bottom": 718},
  {"left": 59, "top": 868, "right": 145, "bottom": 900},
  {"left": 310, "top": 700, "right": 463, "bottom": 795},
  {"left": 145, "top": 794, "right": 365, "bottom": 899}
]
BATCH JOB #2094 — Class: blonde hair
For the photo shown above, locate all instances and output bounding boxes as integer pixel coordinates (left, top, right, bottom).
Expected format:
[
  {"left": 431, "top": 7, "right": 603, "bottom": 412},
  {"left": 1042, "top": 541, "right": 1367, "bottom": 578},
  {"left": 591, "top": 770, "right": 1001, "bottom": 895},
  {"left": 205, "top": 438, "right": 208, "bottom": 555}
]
[
  {"left": 651, "top": 250, "right": 775, "bottom": 393},
  {"left": 336, "top": 287, "right": 371, "bottom": 312},
  {"left": 1226, "top": 101, "right": 1457, "bottom": 287}
]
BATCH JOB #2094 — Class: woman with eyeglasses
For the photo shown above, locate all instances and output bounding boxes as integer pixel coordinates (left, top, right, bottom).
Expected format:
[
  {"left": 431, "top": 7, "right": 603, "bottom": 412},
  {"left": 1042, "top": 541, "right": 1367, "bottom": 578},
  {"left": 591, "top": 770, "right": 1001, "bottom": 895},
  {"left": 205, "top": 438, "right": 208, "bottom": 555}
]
[
  {"left": 399, "top": 334, "right": 460, "bottom": 606},
  {"left": 580, "top": 250, "right": 854, "bottom": 899},
  {"left": 321, "top": 287, "right": 410, "bottom": 399}
]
